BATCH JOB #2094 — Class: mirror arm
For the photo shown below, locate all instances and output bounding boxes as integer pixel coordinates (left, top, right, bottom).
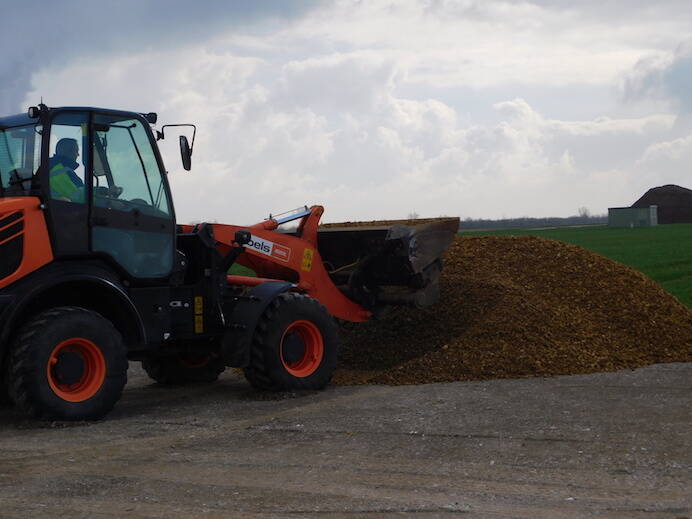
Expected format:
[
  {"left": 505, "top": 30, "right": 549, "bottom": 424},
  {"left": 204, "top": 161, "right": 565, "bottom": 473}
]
[
  {"left": 158, "top": 124, "right": 197, "bottom": 154},
  {"left": 189, "top": 125, "right": 196, "bottom": 155}
]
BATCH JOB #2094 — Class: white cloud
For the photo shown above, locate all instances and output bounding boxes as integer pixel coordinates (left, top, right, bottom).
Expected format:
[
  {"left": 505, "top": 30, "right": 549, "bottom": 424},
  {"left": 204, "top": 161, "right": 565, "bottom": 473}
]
[
  {"left": 0, "top": 1, "right": 320, "bottom": 114},
  {"left": 636, "top": 133, "right": 692, "bottom": 186},
  {"left": 623, "top": 38, "right": 692, "bottom": 113},
  {"left": 640, "top": 134, "right": 692, "bottom": 162},
  {"left": 276, "top": 0, "right": 692, "bottom": 90},
  {"left": 11, "top": 0, "right": 692, "bottom": 222}
]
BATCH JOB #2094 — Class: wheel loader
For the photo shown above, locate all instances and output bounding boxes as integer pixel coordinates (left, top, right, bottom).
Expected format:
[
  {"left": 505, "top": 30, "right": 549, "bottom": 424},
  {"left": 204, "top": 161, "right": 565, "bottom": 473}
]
[{"left": 0, "top": 104, "right": 459, "bottom": 421}]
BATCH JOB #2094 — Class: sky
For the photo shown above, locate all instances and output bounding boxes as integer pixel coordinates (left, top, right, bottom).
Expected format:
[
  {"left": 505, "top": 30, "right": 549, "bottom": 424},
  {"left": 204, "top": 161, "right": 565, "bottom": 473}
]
[{"left": 3, "top": 0, "right": 692, "bottom": 223}]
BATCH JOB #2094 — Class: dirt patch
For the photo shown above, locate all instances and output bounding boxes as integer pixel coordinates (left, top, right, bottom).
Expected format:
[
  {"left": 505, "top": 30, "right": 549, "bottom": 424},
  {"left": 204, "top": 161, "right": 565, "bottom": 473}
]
[{"left": 334, "top": 235, "right": 692, "bottom": 385}]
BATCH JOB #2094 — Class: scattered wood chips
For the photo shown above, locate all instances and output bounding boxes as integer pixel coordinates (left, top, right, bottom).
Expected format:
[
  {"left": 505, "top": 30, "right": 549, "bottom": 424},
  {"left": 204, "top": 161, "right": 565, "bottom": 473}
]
[{"left": 333, "top": 235, "right": 692, "bottom": 385}]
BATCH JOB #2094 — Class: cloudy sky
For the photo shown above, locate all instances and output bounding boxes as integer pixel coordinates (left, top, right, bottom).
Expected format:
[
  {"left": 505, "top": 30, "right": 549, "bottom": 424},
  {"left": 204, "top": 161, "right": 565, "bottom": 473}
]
[{"left": 4, "top": 0, "right": 692, "bottom": 223}]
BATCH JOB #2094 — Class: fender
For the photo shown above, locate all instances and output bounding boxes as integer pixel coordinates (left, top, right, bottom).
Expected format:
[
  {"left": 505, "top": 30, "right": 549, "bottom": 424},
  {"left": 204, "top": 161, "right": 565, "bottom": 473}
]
[
  {"left": 0, "top": 261, "right": 146, "bottom": 354},
  {"left": 221, "top": 280, "right": 294, "bottom": 367},
  {"left": 0, "top": 197, "right": 53, "bottom": 291}
]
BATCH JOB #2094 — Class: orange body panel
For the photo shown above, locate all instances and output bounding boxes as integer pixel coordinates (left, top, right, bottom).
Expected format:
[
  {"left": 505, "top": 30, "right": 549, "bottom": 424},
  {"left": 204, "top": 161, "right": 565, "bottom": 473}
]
[
  {"left": 182, "top": 206, "right": 371, "bottom": 322},
  {"left": 0, "top": 197, "right": 54, "bottom": 290}
]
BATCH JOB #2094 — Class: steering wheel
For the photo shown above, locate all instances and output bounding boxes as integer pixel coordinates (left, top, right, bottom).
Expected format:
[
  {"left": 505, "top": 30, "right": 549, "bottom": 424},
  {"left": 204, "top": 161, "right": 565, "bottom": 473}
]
[{"left": 94, "top": 186, "right": 123, "bottom": 199}]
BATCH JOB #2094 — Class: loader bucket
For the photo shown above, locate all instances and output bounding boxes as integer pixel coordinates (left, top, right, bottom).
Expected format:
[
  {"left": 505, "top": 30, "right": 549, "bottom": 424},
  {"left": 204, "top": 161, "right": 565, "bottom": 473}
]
[{"left": 317, "top": 217, "right": 460, "bottom": 312}]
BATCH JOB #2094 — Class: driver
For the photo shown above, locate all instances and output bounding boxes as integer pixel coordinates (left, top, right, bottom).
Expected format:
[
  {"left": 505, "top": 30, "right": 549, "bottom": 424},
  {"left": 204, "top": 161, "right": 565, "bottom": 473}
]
[{"left": 49, "top": 138, "right": 85, "bottom": 203}]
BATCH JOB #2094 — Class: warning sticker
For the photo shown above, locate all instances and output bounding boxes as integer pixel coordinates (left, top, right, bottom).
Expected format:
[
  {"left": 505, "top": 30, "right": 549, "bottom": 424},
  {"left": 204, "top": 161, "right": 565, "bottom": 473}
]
[
  {"left": 194, "top": 296, "right": 203, "bottom": 333},
  {"left": 301, "top": 248, "right": 314, "bottom": 271}
]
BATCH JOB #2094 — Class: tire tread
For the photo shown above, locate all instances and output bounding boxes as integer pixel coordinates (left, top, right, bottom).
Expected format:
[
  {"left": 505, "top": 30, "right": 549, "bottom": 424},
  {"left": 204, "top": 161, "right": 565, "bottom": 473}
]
[
  {"left": 243, "top": 293, "right": 339, "bottom": 391},
  {"left": 7, "top": 306, "right": 127, "bottom": 421}
]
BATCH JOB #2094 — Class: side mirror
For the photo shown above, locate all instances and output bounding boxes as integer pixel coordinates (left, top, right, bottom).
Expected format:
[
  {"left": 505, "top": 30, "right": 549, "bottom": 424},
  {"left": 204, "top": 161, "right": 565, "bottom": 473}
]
[{"left": 180, "top": 135, "right": 192, "bottom": 171}]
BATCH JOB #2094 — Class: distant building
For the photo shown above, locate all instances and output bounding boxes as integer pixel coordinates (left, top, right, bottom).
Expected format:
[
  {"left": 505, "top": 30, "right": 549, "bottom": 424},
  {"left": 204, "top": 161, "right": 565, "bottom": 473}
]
[
  {"left": 608, "top": 206, "right": 658, "bottom": 228},
  {"left": 608, "top": 184, "right": 692, "bottom": 227},
  {"left": 631, "top": 184, "right": 692, "bottom": 224}
]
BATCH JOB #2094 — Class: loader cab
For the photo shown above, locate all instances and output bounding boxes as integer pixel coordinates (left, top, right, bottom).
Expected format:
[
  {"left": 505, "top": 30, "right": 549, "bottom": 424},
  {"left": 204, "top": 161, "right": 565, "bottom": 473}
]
[{"left": 33, "top": 107, "right": 176, "bottom": 280}]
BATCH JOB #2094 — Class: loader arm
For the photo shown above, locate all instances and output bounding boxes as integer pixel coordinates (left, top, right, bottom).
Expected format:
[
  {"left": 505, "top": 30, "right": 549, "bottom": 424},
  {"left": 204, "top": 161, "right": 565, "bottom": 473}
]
[
  {"left": 180, "top": 206, "right": 459, "bottom": 322},
  {"left": 181, "top": 206, "right": 372, "bottom": 322}
]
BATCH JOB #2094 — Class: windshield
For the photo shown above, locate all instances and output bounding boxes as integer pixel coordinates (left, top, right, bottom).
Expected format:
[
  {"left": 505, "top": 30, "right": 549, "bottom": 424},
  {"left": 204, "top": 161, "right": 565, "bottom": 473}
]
[
  {"left": 0, "top": 124, "right": 42, "bottom": 195},
  {"left": 93, "top": 115, "right": 171, "bottom": 216}
]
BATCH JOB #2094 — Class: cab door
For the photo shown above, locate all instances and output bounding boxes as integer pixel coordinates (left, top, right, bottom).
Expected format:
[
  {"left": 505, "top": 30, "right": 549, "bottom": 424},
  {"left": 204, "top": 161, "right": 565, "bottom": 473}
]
[
  {"left": 90, "top": 113, "right": 175, "bottom": 280},
  {"left": 45, "top": 111, "right": 90, "bottom": 255}
]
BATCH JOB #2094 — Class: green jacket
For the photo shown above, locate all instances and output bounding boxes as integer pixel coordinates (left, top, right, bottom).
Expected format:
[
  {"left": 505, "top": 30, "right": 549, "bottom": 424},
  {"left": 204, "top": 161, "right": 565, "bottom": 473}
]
[{"left": 49, "top": 156, "right": 84, "bottom": 203}]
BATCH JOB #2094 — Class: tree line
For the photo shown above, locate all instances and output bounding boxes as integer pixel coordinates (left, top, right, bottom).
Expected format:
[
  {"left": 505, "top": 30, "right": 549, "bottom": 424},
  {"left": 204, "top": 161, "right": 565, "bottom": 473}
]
[{"left": 458, "top": 214, "right": 607, "bottom": 230}]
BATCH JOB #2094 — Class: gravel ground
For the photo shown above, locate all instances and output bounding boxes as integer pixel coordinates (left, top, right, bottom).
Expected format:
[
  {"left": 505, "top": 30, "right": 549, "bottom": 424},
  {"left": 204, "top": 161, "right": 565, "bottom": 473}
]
[{"left": 1, "top": 362, "right": 690, "bottom": 518}]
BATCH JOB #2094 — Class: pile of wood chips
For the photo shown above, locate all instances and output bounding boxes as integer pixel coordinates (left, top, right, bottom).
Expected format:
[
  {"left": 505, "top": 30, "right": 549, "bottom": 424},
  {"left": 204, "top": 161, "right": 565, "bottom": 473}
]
[{"left": 333, "top": 235, "right": 692, "bottom": 385}]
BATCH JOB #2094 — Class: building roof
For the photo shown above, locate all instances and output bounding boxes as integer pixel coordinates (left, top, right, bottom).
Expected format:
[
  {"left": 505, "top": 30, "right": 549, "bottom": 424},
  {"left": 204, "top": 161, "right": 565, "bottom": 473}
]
[{"left": 631, "top": 184, "right": 692, "bottom": 224}]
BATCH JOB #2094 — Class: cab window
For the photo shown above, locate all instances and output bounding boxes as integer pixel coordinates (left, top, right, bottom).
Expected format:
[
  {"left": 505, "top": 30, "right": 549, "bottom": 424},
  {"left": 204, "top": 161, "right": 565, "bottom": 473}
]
[
  {"left": 49, "top": 113, "right": 88, "bottom": 203},
  {"left": 92, "top": 114, "right": 170, "bottom": 217},
  {"left": 0, "top": 124, "right": 42, "bottom": 195}
]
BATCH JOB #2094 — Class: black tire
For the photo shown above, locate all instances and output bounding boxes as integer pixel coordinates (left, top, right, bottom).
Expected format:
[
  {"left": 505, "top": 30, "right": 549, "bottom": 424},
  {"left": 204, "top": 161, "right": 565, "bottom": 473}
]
[
  {"left": 6, "top": 307, "right": 128, "bottom": 421},
  {"left": 0, "top": 357, "right": 13, "bottom": 407},
  {"left": 142, "top": 352, "right": 225, "bottom": 385},
  {"left": 243, "top": 293, "right": 339, "bottom": 391}
]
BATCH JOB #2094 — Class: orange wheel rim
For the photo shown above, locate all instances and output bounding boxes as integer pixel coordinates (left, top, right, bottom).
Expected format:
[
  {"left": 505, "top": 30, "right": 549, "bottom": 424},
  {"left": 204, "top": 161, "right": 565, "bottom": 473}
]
[
  {"left": 280, "top": 320, "right": 324, "bottom": 378},
  {"left": 46, "top": 338, "right": 106, "bottom": 402}
]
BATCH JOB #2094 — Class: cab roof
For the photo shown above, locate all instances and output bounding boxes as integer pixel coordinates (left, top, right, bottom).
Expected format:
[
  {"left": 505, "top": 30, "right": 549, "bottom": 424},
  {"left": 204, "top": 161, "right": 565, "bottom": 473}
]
[
  {"left": 0, "top": 113, "right": 33, "bottom": 129},
  {"left": 0, "top": 107, "right": 153, "bottom": 129}
]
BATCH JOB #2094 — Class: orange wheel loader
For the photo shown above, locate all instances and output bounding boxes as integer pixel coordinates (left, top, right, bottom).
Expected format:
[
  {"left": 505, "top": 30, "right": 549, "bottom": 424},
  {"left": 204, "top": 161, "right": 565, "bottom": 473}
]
[{"left": 0, "top": 104, "right": 459, "bottom": 420}]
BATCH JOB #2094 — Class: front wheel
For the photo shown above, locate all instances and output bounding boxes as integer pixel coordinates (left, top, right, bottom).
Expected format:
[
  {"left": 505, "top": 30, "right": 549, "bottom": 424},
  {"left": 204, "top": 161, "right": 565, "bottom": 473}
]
[
  {"left": 6, "top": 307, "right": 128, "bottom": 421},
  {"left": 243, "top": 293, "right": 339, "bottom": 391}
]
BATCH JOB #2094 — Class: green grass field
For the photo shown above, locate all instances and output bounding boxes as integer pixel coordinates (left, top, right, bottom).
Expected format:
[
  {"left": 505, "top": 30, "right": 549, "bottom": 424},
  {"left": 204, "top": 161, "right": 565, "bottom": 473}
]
[{"left": 461, "top": 224, "right": 692, "bottom": 308}]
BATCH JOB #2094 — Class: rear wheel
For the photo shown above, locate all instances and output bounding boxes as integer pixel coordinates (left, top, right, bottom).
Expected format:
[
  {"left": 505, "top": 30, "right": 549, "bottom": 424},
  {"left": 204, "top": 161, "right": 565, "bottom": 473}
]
[
  {"left": 244, "top": 293, "right": 339, "bottom": 391},
  {"left": 142, "top": 352, "right": 225, "bottom": 385},
  {"left": 7, "top": 307, "right": 128, "bottom": 421}
]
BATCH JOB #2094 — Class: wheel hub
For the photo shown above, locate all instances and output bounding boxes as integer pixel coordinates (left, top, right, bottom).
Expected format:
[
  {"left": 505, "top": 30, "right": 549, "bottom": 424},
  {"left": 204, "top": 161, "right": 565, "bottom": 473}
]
[
  {"left": 282, "top": 333, "right": 306, "bottom": 365},
  {"left": 46, "top": 338, "right": 107, "bottom": 402},
  {"left": 279, "top": 320, "right": 324, "bottom": 378},
  {"left": 52, "top": 351, "right": 85, "bottom": 385}
]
